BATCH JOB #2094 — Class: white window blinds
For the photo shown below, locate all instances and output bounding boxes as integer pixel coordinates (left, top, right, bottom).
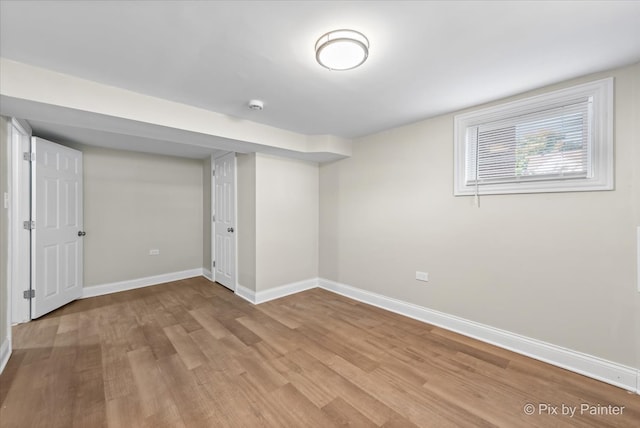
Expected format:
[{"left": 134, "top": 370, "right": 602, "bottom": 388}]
[
  {"left": 465, "top": 98, "right": 592, "bottom": 186},
  {"left": 454, "top": 78, "right": 613, "bottom": 196}
]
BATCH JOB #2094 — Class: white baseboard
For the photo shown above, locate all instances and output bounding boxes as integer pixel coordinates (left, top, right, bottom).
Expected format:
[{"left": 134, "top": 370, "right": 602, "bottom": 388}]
[
  {"left": 81, "top": 268, "right": 204, "bottom": 298},
  {"left": 235, "top": 278, "right": 319, "bottom": 305},
  {"left": 318, "top": 278, "right": 639, "bottom": 394},
  {"left": 235, "top": 284, "right": 256, "bottom": 304},
  {"left": 0, "top": 337, "right": 11, "bottom": 375},
  {"left": 203, "top": 269, "right": 214, "bottom": 282}
]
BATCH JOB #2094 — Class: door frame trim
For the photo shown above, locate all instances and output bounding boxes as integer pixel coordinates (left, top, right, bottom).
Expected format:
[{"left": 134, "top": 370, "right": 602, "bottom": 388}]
[
  {"left": 9, "top": 118, "right": 31, "bottom": 325},
  {"left": 234, "top": 153, "right": 238, "bottom": 292},
  {"left": 210, "top": 154, "right": 215, "bottom": 282}
]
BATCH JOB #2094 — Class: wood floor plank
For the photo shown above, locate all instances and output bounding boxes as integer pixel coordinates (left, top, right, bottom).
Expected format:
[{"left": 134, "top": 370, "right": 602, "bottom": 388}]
[
  {"left": 0, "top": 349, "right": 26, "bottom": 407},
  {"left": 0, "top": 357, "right": 51, "bottom": 428},
  {"left": 250, "top": 339, "right": 285, "bottom": 361},
  {"left": 106, "top": 394, "right": 145, "bottom": 428},
  {"left": 382, "top": 415, "right": 422, "bottom": 428},
  {"left": 57, "top": 312, "right": 80, "bottom": 334},
  {"left": 267, "top": 382, "right": 338, "bottom": 428},
  {"left": 102, "top": 344, "right": 137, "bottom": 401},
  {"left": 295, "top": 324, "right": 380, "bottom": 372},
  {"left": 216, "top": 316, "right": 263, "bottom": 346},
  {"left": 75, "top": 335, "right": 102, "bottom": 373},
  {"left": 282, "top": 349, "right": 409, "bottom": 426},
  {"left": 322, "top": 396, "right": 378, "bottom": 427},
  {"left": 156, "top": 354, "right": 216, "bottom": 426},
  {"left": 189, "top": 306, "right": 231, "bottom": 339},
  {"left": 271, "top": 355, "right": 335, "bottom": 408},
  {"left": 127, "top": 346, "right": 185, "bottom": 426},
  {"left": 166, "top": 304, "right": 203, "bottom": 333},
  {"left": 30, "top": 339, "right": 77, "bottom": 428},
  {"left": 163, "top": 324, "right": 207, "bottom": 370},
  {"left": 256, "top": 301, "right": 303, "bottom": 329},
  {"left": 189, "top": 328, "right": 246, "bottom": 376},
  {"left": 199, "top": 370, "right": 267, "bottom": 427},
  {"left": 326, "top": 353, "right": 475, "bottom": 427},
  {"left": 1, "top": 278, "right": 638, "bottom": 428},
  {"left": 17, "top": 320, "right": 59, "bottom": 365},
  {"left": 234, "top": 355, "right": 289, "bottom": 393},
  {"left": 71, "top": 369, "right": 107, "bottom": 428},
  {"left": 234, "top": 371, "right": 303, "bottom": 428},
  {"left": 236, "top": 315, "right": 299, "bottom": 355},
  {"left": 141, "top": 323, "right": 177, "bottom": 360}
]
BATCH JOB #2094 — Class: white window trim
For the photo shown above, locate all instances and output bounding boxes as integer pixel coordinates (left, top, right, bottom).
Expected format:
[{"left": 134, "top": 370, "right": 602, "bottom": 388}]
[{"left": 454, "top": 78, "right": 614, "bottom": 196}]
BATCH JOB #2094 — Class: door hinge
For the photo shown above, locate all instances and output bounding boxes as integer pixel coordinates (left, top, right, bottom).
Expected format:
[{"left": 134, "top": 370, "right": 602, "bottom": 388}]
[
  {"left": 23, "top": 152, "right": 35, "bottom": 162},
  {"left": 23, "top": 220, "right": 35, "bottom": 230},
  {"left": 213, "top": 260, "right": 216, "bottom": 268},
  {"left": 23, "top": 289, "right": 35, "bottom": 299},
  {"left": 212, "top": 169, "right": 215, "bottom": 176},
  {"left": 212, "top": 215, "right": 215, "bottom": 222}
]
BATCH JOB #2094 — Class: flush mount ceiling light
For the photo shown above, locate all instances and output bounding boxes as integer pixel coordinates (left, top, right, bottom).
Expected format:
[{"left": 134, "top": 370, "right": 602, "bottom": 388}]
[{"left": 315, "top": 29, "right": 369, "bottom": 71}]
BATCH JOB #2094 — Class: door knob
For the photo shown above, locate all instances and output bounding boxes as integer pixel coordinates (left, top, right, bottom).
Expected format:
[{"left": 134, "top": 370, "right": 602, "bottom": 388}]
[
  {"left": 78, "top": 231, "right": 86, "bottom": 237},
  {"left": 227, "top": 227, "right": 234, "bottom": 233}
]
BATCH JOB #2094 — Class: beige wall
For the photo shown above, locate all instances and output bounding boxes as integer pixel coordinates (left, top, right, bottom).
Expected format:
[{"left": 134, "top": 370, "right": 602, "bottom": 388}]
[
  {"left": 255, "top": 153, "right": 319, "bottom": 291},
  {"left": 237, "top": 153, "right": 257, "bottom": 290},
  {"left": 237, "top": 153, "right": 319, "bottom": 292},
  {"left": 0, "top": 116, "right": 9, "bottom": 354},
  {"left": 203, "top": 156, "right": 212, "bottom": 273},
  {"left": 319, "top": 63, "right": 640, "bottom": 368},
  {"left": 69, "top": 144, "right": 204, "bottom": 287}
]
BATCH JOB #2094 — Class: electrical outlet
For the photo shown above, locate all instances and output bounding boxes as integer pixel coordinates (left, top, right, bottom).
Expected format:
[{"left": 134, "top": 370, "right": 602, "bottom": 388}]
[
  {"left": 415, "top": 271, "right": 429, "bottom": 282},
  {"left": 149, "top": 249, "right": 160, "bottom": 256}
]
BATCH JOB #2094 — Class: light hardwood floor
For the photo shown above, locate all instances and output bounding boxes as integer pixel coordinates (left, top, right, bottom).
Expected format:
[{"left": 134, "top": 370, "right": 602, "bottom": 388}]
[{"left": 0, "top": 277, "right": 638, "bottom": 427}]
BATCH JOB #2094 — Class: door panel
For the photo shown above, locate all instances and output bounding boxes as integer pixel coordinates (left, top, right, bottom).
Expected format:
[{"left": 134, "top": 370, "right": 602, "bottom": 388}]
[
  {"left": 214, "top": 153, "right": 236, "bottom": 290},
  {"left": 31, "top": 137, "right": 83, "bottom": 318}
]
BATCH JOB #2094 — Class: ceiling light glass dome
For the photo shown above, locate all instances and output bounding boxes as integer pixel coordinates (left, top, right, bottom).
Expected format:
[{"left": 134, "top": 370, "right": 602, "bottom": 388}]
[{"left": 315, "top": 29, "right": 369, "bottom": 71}]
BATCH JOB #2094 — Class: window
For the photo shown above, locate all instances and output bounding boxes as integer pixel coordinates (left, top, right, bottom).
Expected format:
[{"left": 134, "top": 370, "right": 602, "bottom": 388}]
[{"left": 454, "top": 78, "right": 613, "bottom": 196}]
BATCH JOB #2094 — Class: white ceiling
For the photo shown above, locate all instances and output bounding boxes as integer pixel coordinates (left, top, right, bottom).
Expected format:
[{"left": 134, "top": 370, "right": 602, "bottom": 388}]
[{"left": 1, "top": 1, "right": 639, "bottom": 157}]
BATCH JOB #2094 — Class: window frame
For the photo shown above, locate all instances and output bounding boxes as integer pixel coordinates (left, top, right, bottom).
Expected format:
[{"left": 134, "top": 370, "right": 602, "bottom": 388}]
[{"left": 453, "top": 78, "right": 613, "bottom": 196}]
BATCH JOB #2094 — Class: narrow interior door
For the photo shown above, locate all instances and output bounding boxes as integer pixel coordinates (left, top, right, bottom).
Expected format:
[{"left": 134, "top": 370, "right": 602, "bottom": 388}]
[
  {"left": 214, "top": 152, "right": 236, "bottom": 290},
  {"left": 31, "top": 137, "right": 84, "bottom": 318}
]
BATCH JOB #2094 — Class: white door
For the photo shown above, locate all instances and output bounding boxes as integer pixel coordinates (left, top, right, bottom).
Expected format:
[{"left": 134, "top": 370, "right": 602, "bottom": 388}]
[
  {"left": 31, "top": 137, "right": 84, "bottom": 318},
  {"left": 214, "top": 152, "right": 236, "bottom": 290}
]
